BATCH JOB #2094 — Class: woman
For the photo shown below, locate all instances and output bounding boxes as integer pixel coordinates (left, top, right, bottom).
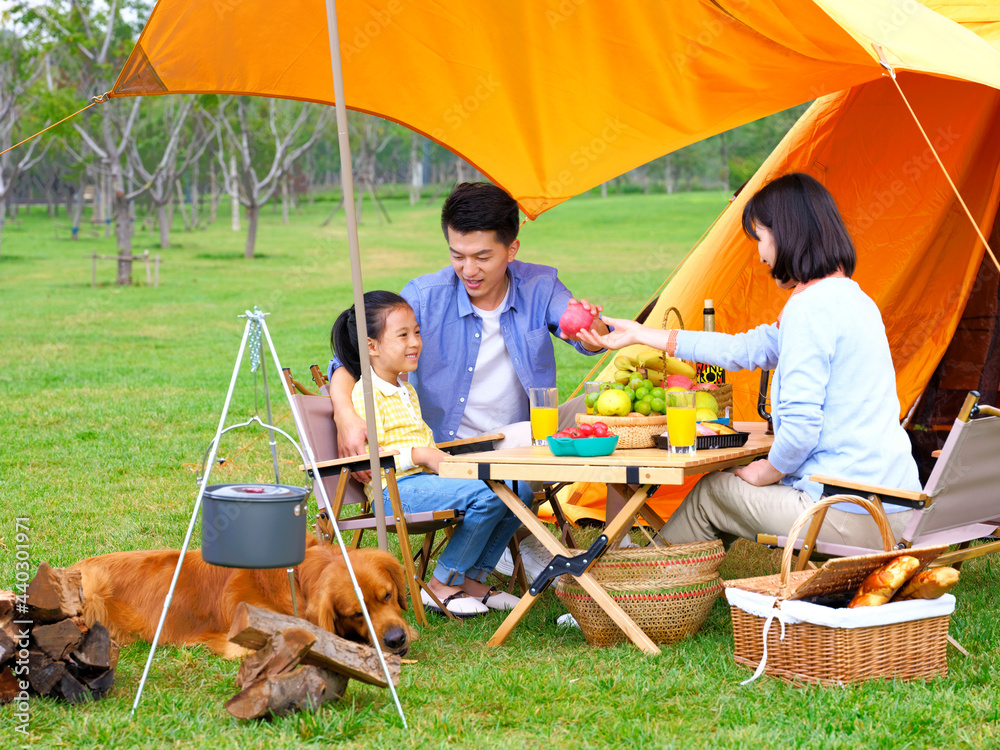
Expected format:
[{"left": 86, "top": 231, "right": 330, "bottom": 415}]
[{"left": 577, "top": 173, "right": 919, "bottom": 549}]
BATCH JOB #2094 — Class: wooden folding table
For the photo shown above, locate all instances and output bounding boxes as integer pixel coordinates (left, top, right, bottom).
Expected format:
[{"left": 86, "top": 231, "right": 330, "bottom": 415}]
[{"left": 438, "top": 423, "right": 773, "bottom": 654}]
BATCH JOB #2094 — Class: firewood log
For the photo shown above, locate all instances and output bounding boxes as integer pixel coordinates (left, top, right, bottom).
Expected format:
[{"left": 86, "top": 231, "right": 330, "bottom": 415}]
[
  {"left": 227, "top": 603, "right": 400, "bottom": 687},
  {"left": 26, "top": 563, "right": 84, "bottom": 624},
  {"left": 224, "top": 666, "right": 348, "bottom": 720}
]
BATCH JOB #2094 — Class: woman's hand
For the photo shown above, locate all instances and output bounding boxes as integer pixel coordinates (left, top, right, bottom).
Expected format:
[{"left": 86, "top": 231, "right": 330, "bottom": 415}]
[
  {"left": 734, "top": 458, "right": 785, "bottom": 487},
  {"left": 574, "top": 315, "right": 648, "bottom": 351}
]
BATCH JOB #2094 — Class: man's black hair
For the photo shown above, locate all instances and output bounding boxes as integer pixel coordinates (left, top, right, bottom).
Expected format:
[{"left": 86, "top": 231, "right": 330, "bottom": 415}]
[{"left": 441, "top": 182, "right": 520, "bottom": 247}]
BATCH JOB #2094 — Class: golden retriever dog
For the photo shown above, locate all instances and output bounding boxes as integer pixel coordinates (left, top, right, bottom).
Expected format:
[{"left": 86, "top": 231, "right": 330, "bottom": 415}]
[{"left": 73, "top": 537, "right": 411, "bottom": 659}]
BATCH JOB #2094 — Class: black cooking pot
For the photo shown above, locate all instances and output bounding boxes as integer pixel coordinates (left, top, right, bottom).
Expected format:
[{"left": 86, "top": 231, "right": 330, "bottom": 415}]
[{"left": 201, "top": 483, "right": 309, "bottom": 568}]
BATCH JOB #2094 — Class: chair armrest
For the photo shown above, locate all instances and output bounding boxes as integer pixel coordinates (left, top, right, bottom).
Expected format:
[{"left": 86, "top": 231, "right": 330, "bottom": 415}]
[
  {"left": 436, "top": 433, "right": 505, "bottom": 454},
  {"left": 300, "top": 450, "right": 399, "bottom": 474},
  {"left": 809, "top": 474, "right": 929, "bottom": 509}
]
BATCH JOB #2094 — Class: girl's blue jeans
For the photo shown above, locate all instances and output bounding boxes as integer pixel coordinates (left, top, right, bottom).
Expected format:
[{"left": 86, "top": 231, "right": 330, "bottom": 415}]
[{"left": 384, "top": 473, "right": 533, "bottom": 585}]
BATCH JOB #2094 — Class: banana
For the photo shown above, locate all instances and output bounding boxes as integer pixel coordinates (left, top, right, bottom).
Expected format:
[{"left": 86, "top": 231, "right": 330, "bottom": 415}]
[
  {"left": 636, "top": 350, "right": 660, "bottom": 367},
  {"left": 614, "top": 354, "right": 637, "bottom": 371},
  {"left": 614, "top": 369, "right": 634, "bottom": 384},
  {"left": 663, "top": 356, "right": 697, "bottom": 379},
  {"left": 638, "top": 354, "right": 665, "bottom": 371}
]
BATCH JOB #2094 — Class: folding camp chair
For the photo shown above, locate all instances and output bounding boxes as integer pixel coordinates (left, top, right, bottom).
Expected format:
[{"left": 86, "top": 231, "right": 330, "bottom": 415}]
[
  {"left": 757, "top": 391, "right": 1000, "bottom": 569},
  {"left": 287, "top": 385, "right": 514, "bottom": 625}
]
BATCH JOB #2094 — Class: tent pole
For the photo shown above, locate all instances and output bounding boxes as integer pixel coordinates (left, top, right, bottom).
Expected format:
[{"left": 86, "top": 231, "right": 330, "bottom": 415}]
[{"left": 324, "top": 0, "right": 388, "bottom": 550}]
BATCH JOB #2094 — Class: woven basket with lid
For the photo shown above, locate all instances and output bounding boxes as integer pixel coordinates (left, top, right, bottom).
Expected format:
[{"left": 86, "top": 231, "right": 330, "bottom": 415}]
[{"left": 555, "top": 541, "right": 725, "bottom": 646}]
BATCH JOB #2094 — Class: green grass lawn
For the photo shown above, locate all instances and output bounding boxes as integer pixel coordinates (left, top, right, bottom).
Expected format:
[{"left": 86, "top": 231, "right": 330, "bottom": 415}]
[{"left": 1, "top": 193, "right": 998, "bottom": 748}]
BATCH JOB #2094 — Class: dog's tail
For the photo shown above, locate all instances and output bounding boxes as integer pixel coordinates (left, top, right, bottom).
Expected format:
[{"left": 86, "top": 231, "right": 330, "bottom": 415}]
[{"left": 74, "top": 561, "right": 137, "bottom": 646}]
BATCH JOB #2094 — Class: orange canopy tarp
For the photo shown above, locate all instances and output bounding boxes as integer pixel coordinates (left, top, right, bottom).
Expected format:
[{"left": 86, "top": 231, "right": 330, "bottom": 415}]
[{"left": 109, "top": 0, "right": 1000, "bottom": 218}]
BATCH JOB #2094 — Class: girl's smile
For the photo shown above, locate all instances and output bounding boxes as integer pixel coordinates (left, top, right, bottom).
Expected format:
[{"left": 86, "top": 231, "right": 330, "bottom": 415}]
[{"left": 368, "top": 306, "right": 422, "bottom": 382}]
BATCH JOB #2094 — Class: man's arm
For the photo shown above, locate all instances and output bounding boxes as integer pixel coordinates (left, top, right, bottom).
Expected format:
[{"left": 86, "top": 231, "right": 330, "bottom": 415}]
[{"left": 329, "top": 366, "right": 371, "bottom": 482}]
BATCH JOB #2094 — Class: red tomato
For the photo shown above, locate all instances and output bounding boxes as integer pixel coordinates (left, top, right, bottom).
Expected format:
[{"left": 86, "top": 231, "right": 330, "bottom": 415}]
[
  {"left": 592, "top": 422, "right": 610, "bottom": 437},
  {"left": 553, "top": 431, "right": 572, "bottom": 439},
  {"left": 567, "top": 427, "right": 583, "bottom": 439},
  {"left": 577, "top": 423, "right": 595, "bottom": 437}
]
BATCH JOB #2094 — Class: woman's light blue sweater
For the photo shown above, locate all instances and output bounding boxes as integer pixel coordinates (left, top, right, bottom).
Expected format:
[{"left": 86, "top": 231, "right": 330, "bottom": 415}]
[{"left": 674, "top": 278, "right": 920, "bottom": 510}]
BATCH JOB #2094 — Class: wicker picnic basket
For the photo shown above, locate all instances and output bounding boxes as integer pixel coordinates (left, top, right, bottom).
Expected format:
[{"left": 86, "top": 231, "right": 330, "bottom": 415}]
[
  {"left": 555, "top": 540, "right": 726, "bottom": 646},
  {"left": 723, "top": 496, "right": 952, "bottom": 685}
]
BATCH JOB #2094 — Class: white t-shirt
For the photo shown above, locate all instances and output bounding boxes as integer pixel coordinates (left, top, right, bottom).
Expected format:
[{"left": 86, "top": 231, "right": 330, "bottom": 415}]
[{"left": 457, "top": 286, "right": 528, "bottom": 438}]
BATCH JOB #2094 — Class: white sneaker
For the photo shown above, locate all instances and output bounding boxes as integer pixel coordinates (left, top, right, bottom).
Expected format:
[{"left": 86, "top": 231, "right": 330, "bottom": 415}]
[
  {"left": 494, "top": 535, "right": 554, "bottom": 580},
  {"left": 556, "top": 613, "right": 580, "bottom": 628}
]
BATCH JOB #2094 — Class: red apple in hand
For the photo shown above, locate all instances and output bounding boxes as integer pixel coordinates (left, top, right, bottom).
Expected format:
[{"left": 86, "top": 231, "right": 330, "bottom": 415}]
[{"left": 559, "top": 303, "right": 594, "bottom": 336}]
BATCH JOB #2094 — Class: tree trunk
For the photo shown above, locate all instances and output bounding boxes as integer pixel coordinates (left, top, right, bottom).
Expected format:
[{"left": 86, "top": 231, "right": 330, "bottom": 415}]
[
  {"left": 115, "top": 190, "right": 132, "bottom": 285},
  {"left": 601, "top": 181, "right": 608, "bottom": 198},
  {"left": 209, "top": 162, "right": 218, "bottom": 224},
  {"left": 230, "top": 155, "right": 240, "bottom": 231},
  {"left": 190, "top": 160, "right": 199, "bottom": 228},
  {"left": 104, "top": 176, "right": 113, "bottom": 238},
  {"left": 409, "top": 133, "right": 421, "bottom": 206},
  {"left": 0, "top": 201, "right": 5, "bottom": 259},
  {"left": 281, "top": 174, "right": 290, "bottom": 225},
  {"left": 158, "top": 203, "right": 170, "bottom": 249},
  {"left": 71, "top": 188, "right": 84, "bottom": 240},
  {"left": 175, "top": 179, "right": 190, "bottom": 231},
  {"left": 245, "top": 204, "right": 258, "bottom": 258}
]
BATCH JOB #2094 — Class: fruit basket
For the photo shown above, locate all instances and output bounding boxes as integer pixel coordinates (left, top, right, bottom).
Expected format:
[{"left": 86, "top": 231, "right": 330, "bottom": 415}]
[
  {"left": 546, "top": 435, "right": 619, "bottom": 457},
  {"left": 575, "top": 413, "right": 666, "bottom": 449},
  {"left": 555, "top": 541, "right": 726, "bottom": 646}
]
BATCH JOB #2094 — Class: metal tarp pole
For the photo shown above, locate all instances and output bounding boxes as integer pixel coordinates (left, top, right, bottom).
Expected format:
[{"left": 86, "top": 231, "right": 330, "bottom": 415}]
[{"left": 323, "top": 0, "right": 388, "bottom": 549}]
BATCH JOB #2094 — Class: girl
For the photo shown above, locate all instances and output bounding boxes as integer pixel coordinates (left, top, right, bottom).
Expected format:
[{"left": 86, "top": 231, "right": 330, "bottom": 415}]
[
  {"left": 577, "top": 173, "right": 920, "bottom": 551},
  {"left": 331, "top": 290, "right": 527, "bottom": 617}
]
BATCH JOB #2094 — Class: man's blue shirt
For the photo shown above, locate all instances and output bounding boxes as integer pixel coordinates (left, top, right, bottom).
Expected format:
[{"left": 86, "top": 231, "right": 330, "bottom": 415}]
[{"left": 330, "top": 260, "right": 601, "bottom": 442}]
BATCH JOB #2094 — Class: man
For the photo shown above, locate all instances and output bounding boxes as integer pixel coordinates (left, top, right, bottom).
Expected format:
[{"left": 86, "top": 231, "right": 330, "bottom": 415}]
[{"left": 330, "top": 181, "right": 610, "bottom": 460}]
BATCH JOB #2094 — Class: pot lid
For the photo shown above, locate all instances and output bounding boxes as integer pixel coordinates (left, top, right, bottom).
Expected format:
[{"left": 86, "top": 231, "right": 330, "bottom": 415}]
[{"left": 205, "top": 483, "right": 309, "bottom": 502}]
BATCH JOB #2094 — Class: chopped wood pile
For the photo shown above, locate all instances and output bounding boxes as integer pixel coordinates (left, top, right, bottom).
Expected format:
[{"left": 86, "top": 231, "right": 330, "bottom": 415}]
[
  {"left": 1, "top": 563, "right": 119, "bottom": 705},
  {"left": 224, "top": 603, "right": 402, "bottom": 719}
]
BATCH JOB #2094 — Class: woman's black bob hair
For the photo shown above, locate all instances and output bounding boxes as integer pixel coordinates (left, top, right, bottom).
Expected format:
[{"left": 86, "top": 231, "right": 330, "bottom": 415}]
[
  {"left": 331, "top": 290, "right": 412, "bottom": 380},
  {"left": 741, "top": 173, "right": 856, "bottom": 285}
]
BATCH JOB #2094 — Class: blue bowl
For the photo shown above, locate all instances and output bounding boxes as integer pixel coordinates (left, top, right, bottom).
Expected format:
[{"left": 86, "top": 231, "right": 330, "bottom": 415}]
[{"left": 546, "top": 435, "right": 619, "bottom": 457}]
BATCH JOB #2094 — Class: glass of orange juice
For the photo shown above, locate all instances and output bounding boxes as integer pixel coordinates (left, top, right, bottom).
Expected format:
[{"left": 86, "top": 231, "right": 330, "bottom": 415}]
[
  {"left": 529, "top": 387, "right": 559, "bottom": 446},
  {"left": 666, "top": 391, "right": 697, "bottom": 454}
]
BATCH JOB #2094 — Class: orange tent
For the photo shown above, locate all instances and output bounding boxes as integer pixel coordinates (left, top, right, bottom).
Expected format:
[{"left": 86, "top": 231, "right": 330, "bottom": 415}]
[{"left": 108, "top": 1, "right": 1000, "bottom": 218}]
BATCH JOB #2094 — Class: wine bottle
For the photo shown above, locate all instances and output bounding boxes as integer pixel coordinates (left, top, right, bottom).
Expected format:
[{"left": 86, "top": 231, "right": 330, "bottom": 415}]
[{"left": 696, "top": 299, "right": 726, "bottom": 385}]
